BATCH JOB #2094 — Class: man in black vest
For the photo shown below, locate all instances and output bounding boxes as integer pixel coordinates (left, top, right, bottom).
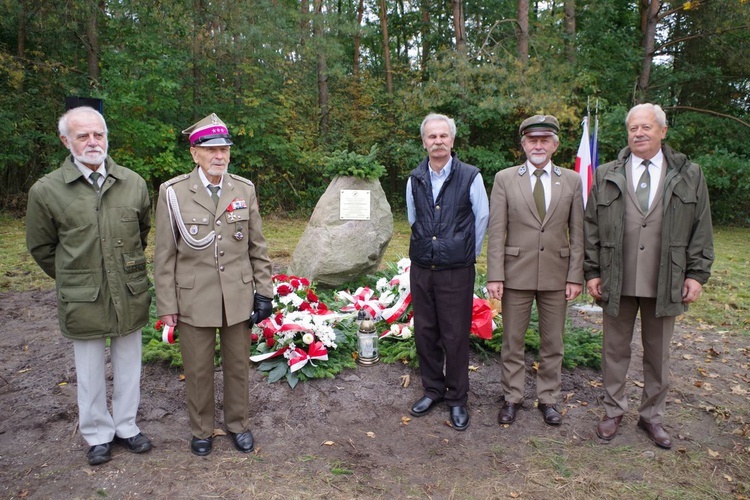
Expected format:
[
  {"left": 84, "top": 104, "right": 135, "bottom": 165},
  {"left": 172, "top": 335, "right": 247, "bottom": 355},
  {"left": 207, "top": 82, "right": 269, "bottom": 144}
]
[{"left": 406, "top": 113, "right": 489, "bottom": 431}]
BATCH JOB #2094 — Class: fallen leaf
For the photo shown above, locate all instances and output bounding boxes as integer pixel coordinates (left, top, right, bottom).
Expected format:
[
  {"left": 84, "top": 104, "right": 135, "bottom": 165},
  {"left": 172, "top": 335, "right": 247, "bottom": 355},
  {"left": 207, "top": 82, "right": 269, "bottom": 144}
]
[
  {"left": 399, "top": 374, "right": 410, "bottom": 388},
  {"left": 708, "top": 347, "right": 722, "bottom": 357},
  {"left": 723, "top": 474, "right": 733, "bottom": 482},
  {"left": 212, "top": 428, "right": 227, "bottom": 437},
  {"left": 322, "top": 440, "right": 336, "bottom": 446},
  {"left": 58, "top": 382, "right": 67, "bottom": 386},
  {"left": 682, "top": 354, "right": 694, "bottom": 360},
  {"left": 366, "top": 431, "right": 375, "bottom": 438},
  {"left": 563, "top": 392, "right": 575, "bottom": 403},
  {"left": 178, "top": 374, "right": 186, "bottom": 381},
  {"left": 19, "top": 491, "right": 29, "bottom": 498},
  {"left": 708, "top": 449, "right": 720, "bottom": 458},
  {"left": 468, "top": 365, "right": 479, "bottom": 372},
  {"left": 633, "top": 380, "right": 645, "bottom": 388},
  {"left": 589, "top": 380, "right": 603, "bottom": 388},
  {"left": 510, "top": 492, "right": 520, "bottom": 498},
  {"left": 702, "top": 382, "right": 713, "bottom": 391},
  {"left": 532, "top": 362, "right": 540, "bottom": 372},
  {"left": 18, "top": 369, "right": 30, "bottom": 374},
  {"left": 401, "top": 416, "right": 411, "bottom": 425},
  {"left": 730, "top": 385, "right": 747, "bottom": 395},
  {"left": 580, "top": 401, "right": 588, "bottom": 406},
  {"left": 694, "top": 380, "right": 704, "bottom": 388}
]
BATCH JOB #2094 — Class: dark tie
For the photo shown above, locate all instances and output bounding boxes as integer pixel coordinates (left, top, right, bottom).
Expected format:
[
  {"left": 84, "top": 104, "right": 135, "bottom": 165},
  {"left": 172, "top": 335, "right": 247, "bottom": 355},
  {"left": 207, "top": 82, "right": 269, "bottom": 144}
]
[
  {"left": 636, "top": 160, "right": 651, "bottom": 212},
  {"left": 533, "top": 169, "right": 546, "bottom": 220},
  {"left": 89, "top": 171, "right": 102, "bottom": 193},
  {"left": 208, "top": 184, "right": 220, "bottom": 206}
]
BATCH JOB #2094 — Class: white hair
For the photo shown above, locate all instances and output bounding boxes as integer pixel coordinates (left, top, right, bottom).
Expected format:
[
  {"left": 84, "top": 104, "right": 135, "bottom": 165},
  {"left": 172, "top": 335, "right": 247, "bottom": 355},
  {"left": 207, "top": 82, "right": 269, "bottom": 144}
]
[
  {"left": 420, "top": 113, "right": 456, "bottom": 139},
  {"left": 58, "top": 106, "right": 108, "bottom": 138},
  {"left": 626, "top": 103, "right": 667, "bottom": 128}
]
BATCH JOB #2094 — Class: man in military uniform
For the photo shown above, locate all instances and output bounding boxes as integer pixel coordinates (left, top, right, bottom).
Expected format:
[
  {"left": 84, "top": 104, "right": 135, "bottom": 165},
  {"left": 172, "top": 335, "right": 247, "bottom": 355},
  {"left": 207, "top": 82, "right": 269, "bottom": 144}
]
[
  {"left": 26, "top": 106, "right": 153, "bottom": 466},
  {"left": 154, "top": 113, "right": 274, "bottom": 456}
]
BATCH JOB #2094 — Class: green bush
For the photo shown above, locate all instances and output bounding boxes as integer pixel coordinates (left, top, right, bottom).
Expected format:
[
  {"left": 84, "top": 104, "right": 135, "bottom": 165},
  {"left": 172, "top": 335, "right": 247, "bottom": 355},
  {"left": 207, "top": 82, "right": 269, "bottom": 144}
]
[
  {"left": 322, "top": 145, "right": 387, "bottom": 180},
  {"left": 697, "top": 150, "right": 750, "bottom": 226}
]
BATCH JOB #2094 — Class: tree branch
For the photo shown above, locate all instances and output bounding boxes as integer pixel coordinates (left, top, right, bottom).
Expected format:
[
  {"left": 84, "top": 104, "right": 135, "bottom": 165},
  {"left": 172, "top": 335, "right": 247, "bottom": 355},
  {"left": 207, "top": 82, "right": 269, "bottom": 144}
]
[
  {"left": 664, "top": 106, "right": 750, "bottom": 129},
  {"left": 655, "top": 25, "right": 750, "bottom": 54}
]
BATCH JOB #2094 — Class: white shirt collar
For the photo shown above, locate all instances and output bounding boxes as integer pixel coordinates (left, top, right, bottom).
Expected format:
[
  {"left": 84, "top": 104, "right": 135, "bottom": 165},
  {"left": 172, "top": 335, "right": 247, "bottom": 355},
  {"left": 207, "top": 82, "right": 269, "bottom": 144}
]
[
  {"left": 631, "top": 150, "right": 664, "bottom": 171},
  {"left": 526, "top": 160, "right": 552, "bottom": 176},
  {"left": 74, "top": 158, "right": 107, "bottom": 183},
  {"left": 198, "top": 166, "right": 224, "bottom": 188}
]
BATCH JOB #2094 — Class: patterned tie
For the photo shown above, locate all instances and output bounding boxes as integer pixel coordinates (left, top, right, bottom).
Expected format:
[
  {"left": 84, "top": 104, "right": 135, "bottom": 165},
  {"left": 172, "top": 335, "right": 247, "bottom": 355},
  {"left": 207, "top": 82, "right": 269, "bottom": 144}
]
[
  {"left": 208, "top": 184, "right": 220, "bottom": 207},
  {"left": 533, "top": 169, "right": 546, "bottom": 220},
  {"left": 89, "top": 171, "right": 102, "bottom": 194},
  {"left": 636, "top": 160, "right": 651, "bottom": 213}
]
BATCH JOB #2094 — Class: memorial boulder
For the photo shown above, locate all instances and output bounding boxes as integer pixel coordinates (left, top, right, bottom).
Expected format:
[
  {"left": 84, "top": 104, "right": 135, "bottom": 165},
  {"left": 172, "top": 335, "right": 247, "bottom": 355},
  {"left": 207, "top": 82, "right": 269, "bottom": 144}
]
[{"left": 290, "top": 175, "right": 393, "bottom": 286}]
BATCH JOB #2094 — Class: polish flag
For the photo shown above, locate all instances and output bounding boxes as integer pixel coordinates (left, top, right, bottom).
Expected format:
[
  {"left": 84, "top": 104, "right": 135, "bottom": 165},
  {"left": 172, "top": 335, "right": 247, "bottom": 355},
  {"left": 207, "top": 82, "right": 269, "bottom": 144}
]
[{"left": 575, "top": 117, "right": 594, "bottom": 208}]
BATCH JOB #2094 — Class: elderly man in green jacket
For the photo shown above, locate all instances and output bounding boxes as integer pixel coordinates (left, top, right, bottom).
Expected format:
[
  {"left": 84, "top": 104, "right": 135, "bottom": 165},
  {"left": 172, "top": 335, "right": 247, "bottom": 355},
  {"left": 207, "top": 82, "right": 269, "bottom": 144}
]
[
  {"left": 584, "top": 103, "right": 714, "bottom": 449},
  {"left": 26, "top": 106, "right": 153, "bottom": 466}
]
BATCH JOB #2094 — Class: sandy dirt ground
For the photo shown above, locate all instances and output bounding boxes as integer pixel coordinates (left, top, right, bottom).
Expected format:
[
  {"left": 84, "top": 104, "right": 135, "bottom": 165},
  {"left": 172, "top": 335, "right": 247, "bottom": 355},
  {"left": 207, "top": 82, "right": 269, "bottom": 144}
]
[{"left": 1, "top": 289, "right": 748, "bottom": 499}]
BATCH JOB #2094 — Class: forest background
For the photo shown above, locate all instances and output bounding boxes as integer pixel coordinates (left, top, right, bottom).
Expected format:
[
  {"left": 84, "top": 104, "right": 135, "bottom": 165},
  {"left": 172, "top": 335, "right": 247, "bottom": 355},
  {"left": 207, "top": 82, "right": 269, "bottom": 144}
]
[{"left": 1, "top": 0, "right": 749, "bottom": 225}]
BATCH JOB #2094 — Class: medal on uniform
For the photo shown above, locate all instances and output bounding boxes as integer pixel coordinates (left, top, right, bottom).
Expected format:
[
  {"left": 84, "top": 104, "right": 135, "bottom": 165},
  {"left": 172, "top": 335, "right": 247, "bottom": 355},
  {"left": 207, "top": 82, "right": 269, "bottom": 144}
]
[
  {"left": 234, "top": 224, "right": 244, "bottom": 241},
  {"left": 226, "top": 212, "right": 240, "bottom": 222},
  {"left": 189, "top": 225, "right": 199, "bottom": 235}
]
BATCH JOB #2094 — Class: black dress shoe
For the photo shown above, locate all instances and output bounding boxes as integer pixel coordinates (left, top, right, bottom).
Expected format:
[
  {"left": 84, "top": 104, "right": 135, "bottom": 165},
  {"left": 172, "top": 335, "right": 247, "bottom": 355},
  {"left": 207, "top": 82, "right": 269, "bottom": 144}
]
[
  {"left": 410, "top": 396, "right": 443, "bottom": 417},
  {"left": 229, "top": 430, "right": 255, "bottom": 453},
  {"left": 498, "top": 401, "right": 519, "bottom": 425},
  {"left": 449, "top": 406, "right": 470, "bottom": 431},
  {"left": 114, "top": 432, "right": 153, "bottom": 453},
  {"left": 538, "top": 403, "right": 562, "bottom": 426},
  {"left": 87, "top": 442, "right": 113, "bottom": 466},
  {"left": 190, "top": 436, "right": 213, "bottom": 456}
]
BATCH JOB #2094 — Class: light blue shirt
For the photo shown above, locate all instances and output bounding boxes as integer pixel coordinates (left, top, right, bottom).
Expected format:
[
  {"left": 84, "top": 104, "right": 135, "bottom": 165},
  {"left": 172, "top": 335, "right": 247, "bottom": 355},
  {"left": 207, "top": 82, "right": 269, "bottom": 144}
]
[{"left": 406, "top": 157, "right": 489, "bottom": 257}]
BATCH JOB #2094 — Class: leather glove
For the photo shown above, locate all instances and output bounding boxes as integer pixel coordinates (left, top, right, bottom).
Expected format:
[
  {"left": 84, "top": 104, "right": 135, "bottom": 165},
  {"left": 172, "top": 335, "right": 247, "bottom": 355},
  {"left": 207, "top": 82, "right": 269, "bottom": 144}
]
[{"left": 250, "top": 293, "right": 273, "bottom": 325}]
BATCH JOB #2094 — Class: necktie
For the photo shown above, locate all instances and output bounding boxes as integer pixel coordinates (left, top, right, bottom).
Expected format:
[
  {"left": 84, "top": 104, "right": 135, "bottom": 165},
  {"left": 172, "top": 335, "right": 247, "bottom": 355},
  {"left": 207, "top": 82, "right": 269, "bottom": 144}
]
[
  {"left": 636, "top": 160, "right": 651, "bottom": 212},
  {"left": 208, "top": 184, "right": 220, "bottom": 206},
  {"left": 89, "top": 171, "right": 102, "bottom": 193},
  {"left": 533, "top": 169, "right": 546, "bottom": 220}
]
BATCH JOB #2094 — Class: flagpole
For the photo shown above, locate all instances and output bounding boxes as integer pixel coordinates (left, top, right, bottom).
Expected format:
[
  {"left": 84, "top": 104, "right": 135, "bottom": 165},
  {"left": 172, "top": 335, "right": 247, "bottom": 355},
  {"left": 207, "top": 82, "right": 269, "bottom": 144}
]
[{"left": 592, "top": 99, "right": 599, "bottom": 169}]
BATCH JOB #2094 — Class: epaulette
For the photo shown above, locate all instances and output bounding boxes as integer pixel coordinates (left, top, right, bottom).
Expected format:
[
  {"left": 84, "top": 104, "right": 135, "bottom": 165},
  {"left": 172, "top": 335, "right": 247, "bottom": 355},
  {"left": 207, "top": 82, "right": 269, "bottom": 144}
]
[
  {"left": 228, "top": 173, "right": 254, "bottom": 186},
  {"left": 163, "top": 173, "right": 191, "bottom": 187}
]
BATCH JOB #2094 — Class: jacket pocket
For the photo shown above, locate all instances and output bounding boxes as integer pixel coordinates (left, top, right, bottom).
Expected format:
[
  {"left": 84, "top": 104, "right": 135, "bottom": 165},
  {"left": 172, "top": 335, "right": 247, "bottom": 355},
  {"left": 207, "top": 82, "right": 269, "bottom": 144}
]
[
  {"left": 123, "top": 252, "right": 147, "bottom": 274},
  {"left": 126, "top": 276, "right": 152, "bottom": 330},
  {"left": 504, "top": 246, "right": 520, "bottom": 257},
  {"left": 559, "top": 247, "right": 570, "bottom": 258},
  {"left": 599, "top": 244, "right": 615, "bottom": 302},
  {"left": 59, "top": 285, "right": 107, "bottom": 335},
  {"left": 175, "top": 273, "right": 195, "bottom": 319},
  {"left": 670, "top": 247, "right": 687, "bottom": 302}
]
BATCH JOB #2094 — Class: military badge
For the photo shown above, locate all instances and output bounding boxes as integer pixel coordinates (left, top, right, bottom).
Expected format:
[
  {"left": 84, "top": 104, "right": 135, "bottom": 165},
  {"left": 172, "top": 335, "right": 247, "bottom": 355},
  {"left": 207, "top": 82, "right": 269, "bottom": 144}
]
[{"left": 189, "top": 225, "right": 199, "bottom": 235}]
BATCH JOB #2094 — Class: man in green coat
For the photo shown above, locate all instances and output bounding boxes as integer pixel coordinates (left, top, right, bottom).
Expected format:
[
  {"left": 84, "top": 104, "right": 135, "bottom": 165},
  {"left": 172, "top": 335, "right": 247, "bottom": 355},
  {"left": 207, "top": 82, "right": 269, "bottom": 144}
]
[
  {"left": 584, "top": 103, "right": 714, "bottom": 449},
  {"left": 26, "top": 106, "right": 153, "bottom": 466}
]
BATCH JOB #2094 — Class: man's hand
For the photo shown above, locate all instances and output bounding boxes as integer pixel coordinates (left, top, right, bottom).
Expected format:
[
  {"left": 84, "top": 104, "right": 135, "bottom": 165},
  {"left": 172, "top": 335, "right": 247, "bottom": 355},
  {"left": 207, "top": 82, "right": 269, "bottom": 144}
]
[
  {"left": 250, "top": 294, "right": 273, "bottom": 325},
  {"left": 486, "top": 281, "right": 504, "bottom": 301},
  {"left": 160, "top": 314, "right": 179, "bottom": 328},
  {"left": 682, "top": 278, "right": 703, "bottom": 304},
  {"left": 586, "top": 278, "right": 602, "bottom": 300},
  {"left": 566, "top": 283, "right": 582, "bottom": 301}
]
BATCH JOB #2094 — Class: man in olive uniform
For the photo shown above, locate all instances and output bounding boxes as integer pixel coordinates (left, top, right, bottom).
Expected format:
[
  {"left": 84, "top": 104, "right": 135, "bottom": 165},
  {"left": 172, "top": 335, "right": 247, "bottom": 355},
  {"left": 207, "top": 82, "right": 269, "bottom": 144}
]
[
  {"left": 154, "top": 113, "right": 274, "bottom": 456},
  {"left": 26, "top": 106, "right": 153, "bottom": 466},
  {"left": 585, "top": 103, "right": 714, "bottom": 449}
]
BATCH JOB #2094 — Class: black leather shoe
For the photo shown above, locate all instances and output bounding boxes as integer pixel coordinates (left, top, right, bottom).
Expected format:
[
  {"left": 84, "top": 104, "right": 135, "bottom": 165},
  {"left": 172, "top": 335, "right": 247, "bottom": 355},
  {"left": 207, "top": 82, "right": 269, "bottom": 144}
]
[
  {"left": 410, "top": 396, "right": 443, "bottom": 417},
  {"left": 87, "top": 442, "right": 112, "bottom": 466},
  {"left": 538, "top": 403, "right": 562, "bottom": 426},
  {"left": 449, "top": 406, "right": 470, "bottom": 431},
  {"left": 229, "top": 430, "right": 255, "bottom": 453},
  {"left": 498, "top": 401, "right": 519, "bottom": 425},
  {"left": 114, "top": 432, "right": 153, "bottom": 453},
  {"left": 190, "top": 436, "right": 213, "bottom": 456}
]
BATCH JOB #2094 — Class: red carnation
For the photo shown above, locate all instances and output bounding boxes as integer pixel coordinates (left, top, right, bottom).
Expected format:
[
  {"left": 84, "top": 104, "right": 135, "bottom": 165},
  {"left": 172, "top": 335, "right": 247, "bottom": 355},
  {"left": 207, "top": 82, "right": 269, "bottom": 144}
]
[
  {"left": 306, "top": 289, "right": 319, "bottom": 303},
  {"left": 277, "top": 283, "right": 294, "bottom": 296}
]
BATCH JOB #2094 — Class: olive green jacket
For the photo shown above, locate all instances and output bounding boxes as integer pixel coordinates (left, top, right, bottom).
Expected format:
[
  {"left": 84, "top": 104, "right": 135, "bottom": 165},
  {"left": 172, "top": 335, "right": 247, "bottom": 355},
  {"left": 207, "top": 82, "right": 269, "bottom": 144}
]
[
  {"left": 26, "top": 156, "right": 152, "bottom": 339},
  {"left": 583, "top": 145, "right": 714, "bottom": 317}
]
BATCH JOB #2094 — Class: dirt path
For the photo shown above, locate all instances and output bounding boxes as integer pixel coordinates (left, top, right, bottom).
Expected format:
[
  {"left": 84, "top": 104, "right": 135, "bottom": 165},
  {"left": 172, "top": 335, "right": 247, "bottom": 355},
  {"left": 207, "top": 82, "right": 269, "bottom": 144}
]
[{"left": 1, "top": 290, "right": 748, "bottom": 499}]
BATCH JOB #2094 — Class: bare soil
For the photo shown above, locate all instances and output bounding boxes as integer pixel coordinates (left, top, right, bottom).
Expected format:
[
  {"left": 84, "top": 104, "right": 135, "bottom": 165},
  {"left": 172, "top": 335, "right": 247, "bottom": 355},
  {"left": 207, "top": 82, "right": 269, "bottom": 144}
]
[{"left": 1, "top": 289, "right": 748, "bottom": 499}]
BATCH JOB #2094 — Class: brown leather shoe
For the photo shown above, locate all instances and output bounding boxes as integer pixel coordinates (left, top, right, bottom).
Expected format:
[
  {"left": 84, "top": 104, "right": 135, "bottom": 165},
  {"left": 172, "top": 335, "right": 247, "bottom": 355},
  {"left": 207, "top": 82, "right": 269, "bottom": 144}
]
[
  {"left": 538, "top": 403, "right": 562, "bottom": 425},
  {"left": 596, "top": 415, "right": 623, "bottom": 440},
  {"left": 637, "top": 418, "right": 672, "bottom": 449},
  {"left": 498, "top": 401, "right": 519, "bottom": 425}
]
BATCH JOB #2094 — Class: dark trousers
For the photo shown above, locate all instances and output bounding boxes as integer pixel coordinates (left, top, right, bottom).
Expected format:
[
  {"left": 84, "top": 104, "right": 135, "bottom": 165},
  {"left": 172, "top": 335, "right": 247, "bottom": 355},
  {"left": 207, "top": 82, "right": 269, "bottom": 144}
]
[{"left": 410, "top": 264, "right": 475, "bottom": 406}]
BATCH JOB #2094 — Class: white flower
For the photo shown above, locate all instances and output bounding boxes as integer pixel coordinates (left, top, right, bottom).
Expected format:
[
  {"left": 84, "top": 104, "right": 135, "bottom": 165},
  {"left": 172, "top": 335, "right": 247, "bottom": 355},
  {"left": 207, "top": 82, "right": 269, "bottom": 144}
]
[
  {"left": 390, "top": 324, "right": 400, "bottom": 334},
  {"left": 375, "top": 277, "right": 390, "bottom": 293},
  {"left": 400, "top": 327, "right": 412, "bottom": 339},
  {"left": 302, "top": 332, "right": 314, "bottom": 345}
]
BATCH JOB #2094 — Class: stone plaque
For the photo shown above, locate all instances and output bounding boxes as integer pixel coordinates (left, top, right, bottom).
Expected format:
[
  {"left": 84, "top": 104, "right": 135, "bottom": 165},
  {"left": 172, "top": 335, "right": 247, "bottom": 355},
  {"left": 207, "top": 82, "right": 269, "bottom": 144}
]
[{"left": 340, "top": 190, "right": 371, "bottom": 220}]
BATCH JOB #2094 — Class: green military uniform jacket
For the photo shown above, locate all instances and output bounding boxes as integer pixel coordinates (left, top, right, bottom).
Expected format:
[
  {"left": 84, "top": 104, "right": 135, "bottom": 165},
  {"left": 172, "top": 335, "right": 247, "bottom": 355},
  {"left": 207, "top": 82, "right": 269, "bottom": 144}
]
[
  {"left": 26, "top": 156, "right": 152, "bottom": 339},
  {"left": 583, "top": 145, "right": 714, "bottom": 317},
  {"left": 154, "top": 167, "right": 273, "bottom": 327}
]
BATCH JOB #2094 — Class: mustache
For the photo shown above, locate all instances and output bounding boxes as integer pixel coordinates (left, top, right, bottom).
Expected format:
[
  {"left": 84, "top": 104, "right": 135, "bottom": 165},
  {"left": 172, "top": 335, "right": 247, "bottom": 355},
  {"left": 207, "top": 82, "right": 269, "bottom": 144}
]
[{"left": 429, "top": 145, "right": 448, "bottom": 152}]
